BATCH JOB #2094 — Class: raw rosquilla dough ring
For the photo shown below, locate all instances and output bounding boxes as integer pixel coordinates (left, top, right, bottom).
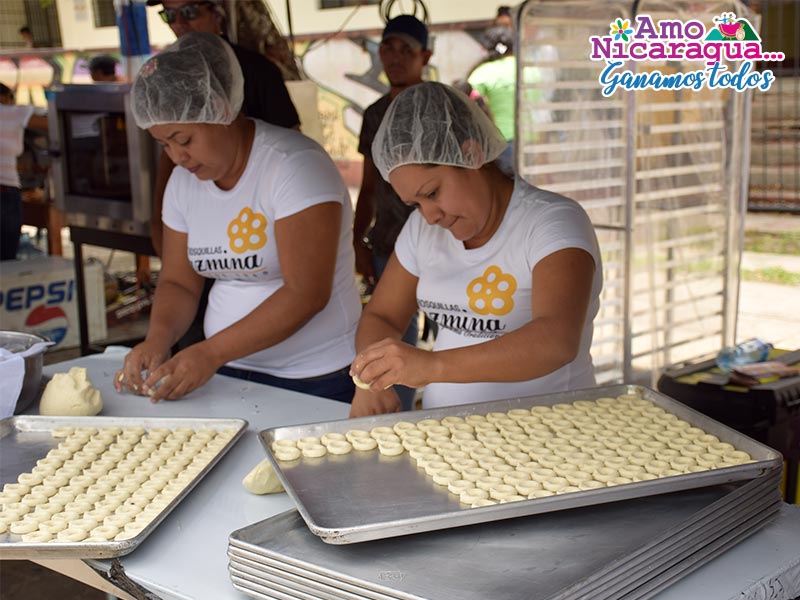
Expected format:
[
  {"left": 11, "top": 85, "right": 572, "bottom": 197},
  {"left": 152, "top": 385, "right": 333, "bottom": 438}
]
[
  {"left": 274, "top": 447, "right": 301, "bottom": 461},
  {"left": 344, "top": 429, "right": 370, "bottom": 443},
  {"left": 320, "top": 432, "right": 347, "bottom": 446},
  {"left": 10, "top": 519, "right": 39, "bottom": 535},
  {"left": 301, "top": 444, "right": 327, "bottom": 458},
  {"left": 352, "top": 374, "right": 371, "bottom": 390},
  {"left": 271, "top": 439, "right": 297, "bottom": 452},
  {"left": 326, "top": 440, "right": 353, "bottom": 455},
  {"left": 377, "top": 441, "right": 404, "bottom": 456},
  {"left": 471, "top": 498, "right": 497, "bottom": 508},
  {"left": 22, "top": 530, "right": 53, "bottom": 542},
  {"left": 447, "top": 479, "right": 475, "bottom": 495},
  {"left": 351, "top": 438, "right": 378, "bottom": 452},
  {"left": 57, "top": 527, "right": 89, "bottom": 542},
  {"left": 432, "top": 470, "right": 461, "bottom": 486},
  {"left": 459, "top": 487, "right": 489, "bottom": 504}
]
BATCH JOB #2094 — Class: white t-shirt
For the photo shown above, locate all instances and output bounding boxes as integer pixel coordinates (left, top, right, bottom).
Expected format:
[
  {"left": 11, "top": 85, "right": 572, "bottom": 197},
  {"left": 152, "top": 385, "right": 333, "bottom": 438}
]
[
  {"left": 394, "top": 179, "right": 603, "bottom": 408},
  {"left": 162, "top": 120, "right": 361, "bottom": 379},
  {"left": 0, "top": 104, "right": 34, "bottom": 188}
]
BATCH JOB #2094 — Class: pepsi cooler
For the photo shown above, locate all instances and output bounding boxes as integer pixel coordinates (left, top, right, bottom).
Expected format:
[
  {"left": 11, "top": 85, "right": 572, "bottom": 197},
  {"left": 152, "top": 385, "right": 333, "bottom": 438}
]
[{"left": 0, "top": 257, "right": 107, "bottom": 349}]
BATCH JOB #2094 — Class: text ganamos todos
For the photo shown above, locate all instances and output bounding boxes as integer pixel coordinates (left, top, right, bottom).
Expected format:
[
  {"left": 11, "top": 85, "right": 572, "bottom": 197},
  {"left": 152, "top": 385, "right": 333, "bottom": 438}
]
[{"left": 598, "top": 60, "right": 774, "bottom": 97}]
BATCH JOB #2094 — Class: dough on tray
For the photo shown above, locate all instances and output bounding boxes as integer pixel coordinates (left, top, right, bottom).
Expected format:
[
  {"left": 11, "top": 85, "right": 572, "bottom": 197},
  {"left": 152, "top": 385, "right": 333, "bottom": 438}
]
[{"left": 262, "top": 395, "right": 756, "bottom": 510}]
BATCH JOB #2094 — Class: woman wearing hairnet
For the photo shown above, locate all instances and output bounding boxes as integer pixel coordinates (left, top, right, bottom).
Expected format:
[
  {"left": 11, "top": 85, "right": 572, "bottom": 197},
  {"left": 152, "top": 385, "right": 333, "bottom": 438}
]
[
  {"left": 349, "top": 82, "right": 602, "bottom": 416},
  {"left": 115, "top": 33, "right": 361, "bottom": 402}
]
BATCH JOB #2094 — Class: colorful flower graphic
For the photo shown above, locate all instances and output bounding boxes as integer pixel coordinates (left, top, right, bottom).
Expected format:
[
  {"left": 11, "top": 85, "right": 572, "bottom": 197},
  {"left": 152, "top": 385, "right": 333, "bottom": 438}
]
[{"left": 610, "top": 18, "right": 633, "bottom": 42}]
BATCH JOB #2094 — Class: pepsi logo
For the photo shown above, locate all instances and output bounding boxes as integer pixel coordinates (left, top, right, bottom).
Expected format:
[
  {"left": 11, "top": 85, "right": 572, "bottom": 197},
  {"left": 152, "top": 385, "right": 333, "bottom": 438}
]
[{"left": 25, "top": 305, "right": 69, "bottom": 346}]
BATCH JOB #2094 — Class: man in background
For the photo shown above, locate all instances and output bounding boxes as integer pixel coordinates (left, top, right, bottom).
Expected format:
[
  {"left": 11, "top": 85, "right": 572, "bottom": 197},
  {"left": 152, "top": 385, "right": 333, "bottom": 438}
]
[
  {"left": 353, "top": 15, "right": 431, "bottom": 411},
  {"left": 468, "top": 25, "right": 518, "bottom": 173},
  {"left": 89, "top": 55, "right": 121, "bottom": 82},
  {"left": 493, "top": 6, "right": 513, "bottom": 30},
  {"left": 1, "top": 84, "right": 47, "bottom": 260},
  {"left": 18, "top": 26, "right": 34, "bottom": 48}
]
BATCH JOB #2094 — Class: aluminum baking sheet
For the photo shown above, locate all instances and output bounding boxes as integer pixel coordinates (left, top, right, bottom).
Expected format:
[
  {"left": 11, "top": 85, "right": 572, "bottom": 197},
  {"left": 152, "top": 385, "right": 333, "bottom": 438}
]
[
  {"left": 570, "top": 471, "right": 783, "bottom": 600},
  {"left": 229, "top": 549, "right": 397, "bottom": 600},
  {"left": 577, "top": 491, "right": 782, "bottom": 600},
  {"left": 229, "top": 506, "right": 780, "bottom": 600},
  {"left": 601, "top": 508, "right": 782, "bottom": 600},
  {"left": 227, "top": 476, "right": 782, "bottom": 600},
  {"left": 229, "top": 478, "right": 777, "bottom": 600},
  {"left": 231, "top": 558, "right": 370, "bottom": 600},
  {"left": 231, "top": 565, "right": 349, "bottom": 600},
  {"left": 0, "top": 415, "right": 247, "bottom": 559},
  {"left": 259, "top": 384, "right": 782, "bottom": 544}
]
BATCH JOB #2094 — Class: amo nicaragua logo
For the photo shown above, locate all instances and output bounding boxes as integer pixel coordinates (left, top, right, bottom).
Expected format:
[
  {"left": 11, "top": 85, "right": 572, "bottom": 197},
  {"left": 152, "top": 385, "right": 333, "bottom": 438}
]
[
  {"left": 590, "top": 12, "right": 785, "bottom": 96},
  {"left": 25, "top": 305, "right": 69, "bottom": 345}
]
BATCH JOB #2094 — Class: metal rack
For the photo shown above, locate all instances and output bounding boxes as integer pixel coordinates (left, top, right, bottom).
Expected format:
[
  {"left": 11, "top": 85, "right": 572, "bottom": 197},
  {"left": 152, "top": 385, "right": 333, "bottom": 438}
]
[{"left": 515, "top": 0, "right": 754, "bottom": 385}]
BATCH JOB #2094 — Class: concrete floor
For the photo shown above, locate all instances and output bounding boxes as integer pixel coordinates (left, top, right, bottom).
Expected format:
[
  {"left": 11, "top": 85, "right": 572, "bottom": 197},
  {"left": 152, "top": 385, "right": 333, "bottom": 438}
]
[{"left": 0, "top": 561, "right": 106, "bottom": 599}]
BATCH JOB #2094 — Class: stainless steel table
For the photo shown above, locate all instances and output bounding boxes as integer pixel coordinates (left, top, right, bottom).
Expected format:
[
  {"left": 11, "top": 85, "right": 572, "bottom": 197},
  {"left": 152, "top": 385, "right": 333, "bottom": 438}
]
[{"left": 14, "top": 351, "right": 800, "bottom": 600}]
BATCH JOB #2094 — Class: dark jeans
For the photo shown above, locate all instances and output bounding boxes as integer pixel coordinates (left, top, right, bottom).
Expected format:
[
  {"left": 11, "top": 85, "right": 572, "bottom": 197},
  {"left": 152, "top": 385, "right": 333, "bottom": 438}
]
[
  {"left": 0, "top": 186, "right": 22, "bottom": 261},
  {"left": 373, "top": 253, "right": 418, "bottom": 411},
  {"left": 218, "top": 365, "right": 354, "bottom": 404},
  {"left": 176, "top": 278, "right": 213, "bottom": 351}
]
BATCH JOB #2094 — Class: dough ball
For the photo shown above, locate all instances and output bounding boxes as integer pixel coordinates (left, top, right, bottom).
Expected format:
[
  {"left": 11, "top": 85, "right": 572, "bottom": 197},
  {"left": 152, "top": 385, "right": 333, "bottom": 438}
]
[
  {"left": 242, "top": 459, "right": 285, "bottom": 495},
  {"left": 39, "top": 367, "right": 103, "bottom": 416}
]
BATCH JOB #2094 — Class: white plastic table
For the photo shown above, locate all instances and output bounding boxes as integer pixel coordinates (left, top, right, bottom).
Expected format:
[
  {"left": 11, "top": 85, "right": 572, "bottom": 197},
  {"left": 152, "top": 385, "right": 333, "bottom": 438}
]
[{"left": 22, "top": 351, "right": 800, "bottom": 600}]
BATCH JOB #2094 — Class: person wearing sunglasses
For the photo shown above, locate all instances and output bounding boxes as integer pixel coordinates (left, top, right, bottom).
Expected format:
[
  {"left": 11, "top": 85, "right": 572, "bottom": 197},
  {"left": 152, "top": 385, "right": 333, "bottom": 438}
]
[
  {"left": 156, "top": 1, "right": 214, "bottom": 29},
  {"left": 146, "top": 0, "right": 300, "bottom": 351}
]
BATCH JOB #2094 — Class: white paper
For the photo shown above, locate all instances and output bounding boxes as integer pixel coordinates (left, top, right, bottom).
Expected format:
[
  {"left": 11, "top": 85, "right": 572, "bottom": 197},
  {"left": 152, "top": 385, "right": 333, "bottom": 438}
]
[
  {"left": 19, "top": 341, "right": 54, "bottom": 358},
  {"left": 0, "top": 348, "right": 25, "bottom": 418}
]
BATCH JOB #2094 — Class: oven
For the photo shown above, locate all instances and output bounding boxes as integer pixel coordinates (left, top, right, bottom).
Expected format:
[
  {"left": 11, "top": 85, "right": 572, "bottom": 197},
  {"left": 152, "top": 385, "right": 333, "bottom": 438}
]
[{"left": 48, "top": 83, "right": 156, "bottom": 236}]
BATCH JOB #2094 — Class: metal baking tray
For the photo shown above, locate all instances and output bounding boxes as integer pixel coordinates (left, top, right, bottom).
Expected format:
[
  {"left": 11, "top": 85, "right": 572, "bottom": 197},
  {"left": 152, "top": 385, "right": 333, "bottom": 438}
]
[
  {"left": 568, "top": 470, "right": 783, "bottom": 595},
  {"left": 230, "top": 552, "right": 390, "bottom": 600},
  {"left": 227, "top": 477, "right": 780, "bottom": 600},
  {"left": 227, "top": 475, "right": 782, "bottom": 600},
  {"left": 259, "top": 384, "right": 782, "bottom": 544},
  {"left": 227, "top": 482, "right": 782, "bottom": 600},
  {"left": 228, "top": 501, "right": 780, "bottom": 600},
  {"left": 0, "top": 415, "right": 247, "bottom": 559},
  {"left": 599, "top": 509, "right": 782, "bottom": 600}
]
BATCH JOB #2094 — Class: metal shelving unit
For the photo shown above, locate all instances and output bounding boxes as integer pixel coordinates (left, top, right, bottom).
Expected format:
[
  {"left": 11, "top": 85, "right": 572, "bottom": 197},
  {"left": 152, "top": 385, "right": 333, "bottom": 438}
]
[{"left": 515, "top": 0, "right": 754, "bottom": 385}]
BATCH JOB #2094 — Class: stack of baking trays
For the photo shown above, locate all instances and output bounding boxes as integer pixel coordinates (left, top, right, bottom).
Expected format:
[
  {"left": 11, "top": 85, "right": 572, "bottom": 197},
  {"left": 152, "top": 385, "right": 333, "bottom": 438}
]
[
  {"left": 228, "top": 385, "right": 784, "bottom": 600},
  {"left": 0, "top": 416, "right": 246, "bottom": 558}
]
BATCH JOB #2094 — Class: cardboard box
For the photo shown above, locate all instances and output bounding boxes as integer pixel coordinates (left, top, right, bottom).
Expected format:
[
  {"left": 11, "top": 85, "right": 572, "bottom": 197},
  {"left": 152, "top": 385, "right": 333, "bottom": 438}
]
[{"left": 0, "top": 256, "right": 107, "bottom": 348}]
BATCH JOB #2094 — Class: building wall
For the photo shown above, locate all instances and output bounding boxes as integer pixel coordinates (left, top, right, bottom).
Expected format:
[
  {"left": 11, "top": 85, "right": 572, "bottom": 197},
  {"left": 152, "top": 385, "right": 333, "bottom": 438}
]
[
  {"left": 265, "top": 0, "right": 504, "bottom": 37},
  {"left": 300, "top": 28, "right": 487, "bottom": 165},
  {"left": 0, "top": 0, "right": 29, "bottom": 48},
  {"left": 55, "top": 0, "right": 175, "bottom": 50},
  {"left": 3, "top": 1, "right": 501, "bottom": 168}
]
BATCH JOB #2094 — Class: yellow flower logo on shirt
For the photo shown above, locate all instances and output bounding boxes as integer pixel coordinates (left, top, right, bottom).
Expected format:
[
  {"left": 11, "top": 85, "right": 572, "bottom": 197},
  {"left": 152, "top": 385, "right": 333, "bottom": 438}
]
[
  {"left": 227, "top": 207, "right": 267, "bottom": 254},
  {"left": 467, "top": 265, "right": 517, "bottom": 316}
]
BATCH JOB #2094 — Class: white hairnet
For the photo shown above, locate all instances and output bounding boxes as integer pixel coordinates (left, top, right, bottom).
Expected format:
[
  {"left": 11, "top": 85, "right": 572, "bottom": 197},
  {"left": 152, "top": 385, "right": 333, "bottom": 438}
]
[
  {"left": 131, "top": 32, "right": 244, "bottom": 129},
  {"left": 372, "top": 82, "right": 508, "bottom": 181}
]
